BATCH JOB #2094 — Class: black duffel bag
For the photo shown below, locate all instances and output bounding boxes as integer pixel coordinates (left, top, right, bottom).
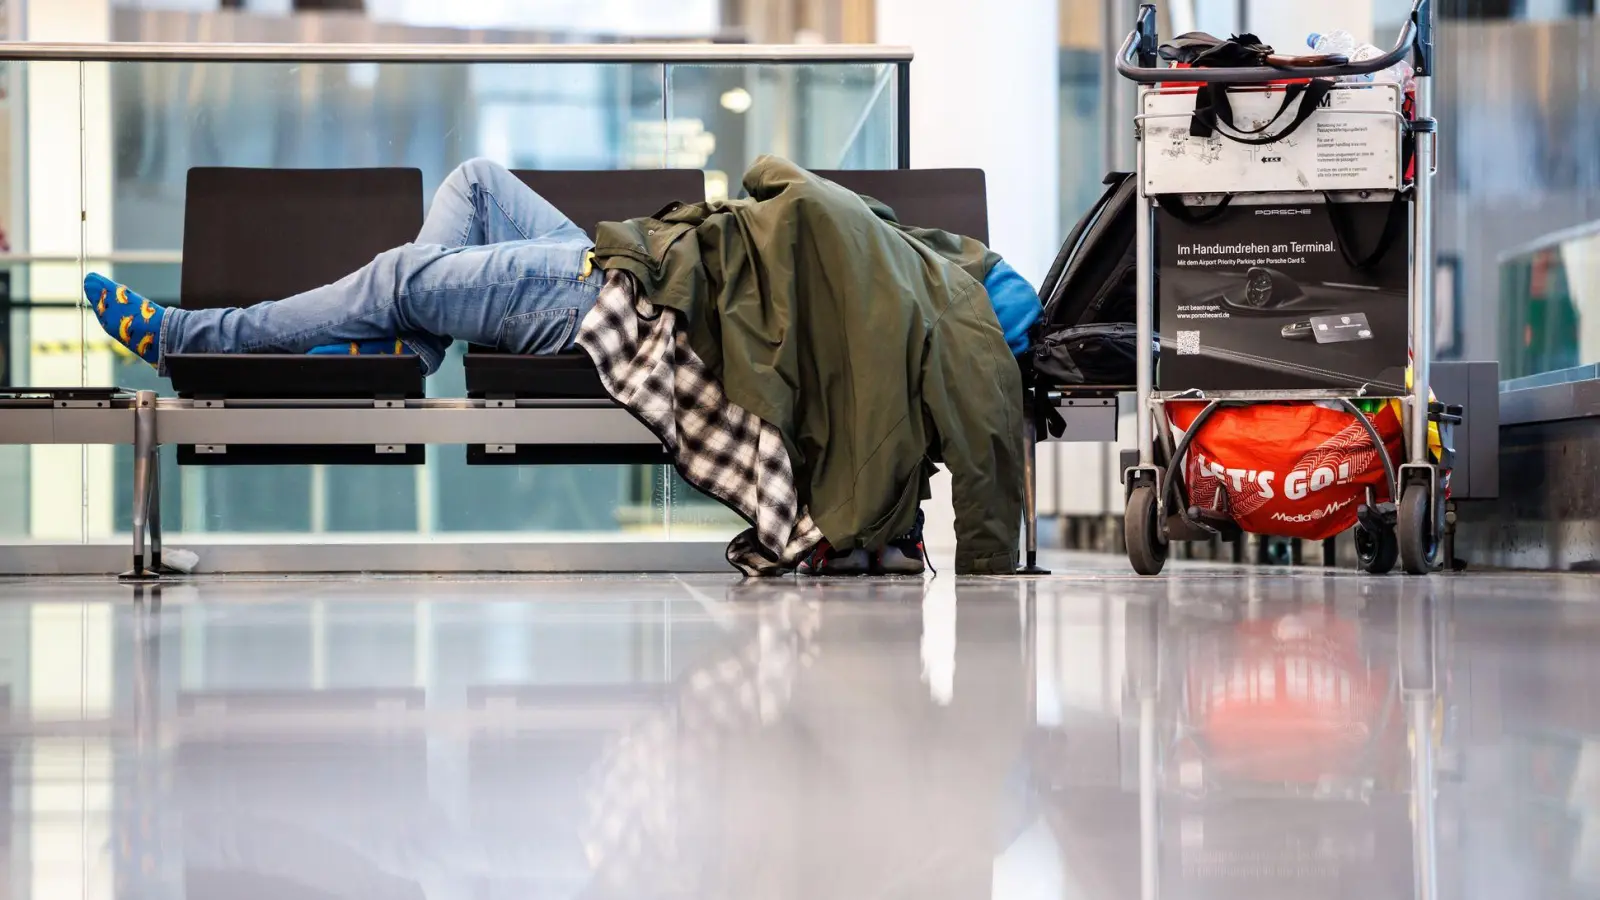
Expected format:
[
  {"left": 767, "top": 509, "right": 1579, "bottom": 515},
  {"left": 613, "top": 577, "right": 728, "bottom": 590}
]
[{"left": 1034, "top": 322, "right": 1143, "bottom": 386}]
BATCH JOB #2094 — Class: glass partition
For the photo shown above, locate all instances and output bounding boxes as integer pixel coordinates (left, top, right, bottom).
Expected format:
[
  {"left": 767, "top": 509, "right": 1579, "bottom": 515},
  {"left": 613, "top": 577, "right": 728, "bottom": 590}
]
[
  {"left": 0, "top": 61, "right": 92, "bottom": 542},
  {"left": 1499, "top": 223, "right": 1600, "bottom": 386},
  {"left": 666, "top": 61, "right": 899, "bottom": 183},
  {"left": 0, "top": 48, "right": 906, "bottom": 552}
]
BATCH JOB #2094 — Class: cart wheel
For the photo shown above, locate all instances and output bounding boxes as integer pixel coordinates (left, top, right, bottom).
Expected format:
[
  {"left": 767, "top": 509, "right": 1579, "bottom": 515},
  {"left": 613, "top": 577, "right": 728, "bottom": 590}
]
[
  {"left": 1355, "top": 523, "right": 1398, "bottom": 575},
  {"left": 1125, "top": 484, "right": 1167, "bottom": 576},
  {"left": 1398, "top": 482, "right": 1438, "bottom": 576}
]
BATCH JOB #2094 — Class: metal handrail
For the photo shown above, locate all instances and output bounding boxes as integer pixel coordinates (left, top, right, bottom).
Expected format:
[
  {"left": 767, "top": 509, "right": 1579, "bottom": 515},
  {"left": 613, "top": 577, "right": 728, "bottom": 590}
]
[
  {"left": 0, "top": 251, "right": 183, "bottom": 264},
  {"left": 0, "top": 41, "right": 912, "bottom": 64}
]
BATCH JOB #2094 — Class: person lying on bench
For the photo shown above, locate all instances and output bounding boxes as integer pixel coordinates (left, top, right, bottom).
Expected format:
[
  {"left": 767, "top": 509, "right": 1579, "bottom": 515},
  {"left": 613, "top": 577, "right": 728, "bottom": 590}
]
[
  {"left": 84, "top": 158, "right": 1041, "bottom": 375},
  {"left": 85, "top": 156, "right": 1039, "bottom": 578}
]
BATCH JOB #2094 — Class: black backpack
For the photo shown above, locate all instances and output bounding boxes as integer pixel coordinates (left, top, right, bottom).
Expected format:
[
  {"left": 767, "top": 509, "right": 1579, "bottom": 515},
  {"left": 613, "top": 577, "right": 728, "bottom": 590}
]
[{"left": 1031, "top": 171, "right": 1143, "bottom": 386}]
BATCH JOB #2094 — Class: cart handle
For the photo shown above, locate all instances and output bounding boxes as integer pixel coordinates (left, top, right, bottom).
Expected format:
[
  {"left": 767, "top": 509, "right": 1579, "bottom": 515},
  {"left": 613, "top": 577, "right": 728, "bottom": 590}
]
[{"left": 1116, "top": 1, "right": 1422, "bottom": 85}]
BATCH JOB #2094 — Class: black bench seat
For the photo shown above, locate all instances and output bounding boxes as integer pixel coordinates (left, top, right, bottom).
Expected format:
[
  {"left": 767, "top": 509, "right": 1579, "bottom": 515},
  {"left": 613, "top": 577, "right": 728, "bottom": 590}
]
[
  {"left": 164, "top": 166, "right": 428, "bottom": 465},
  {"left": 461, "top": 169, "right": 702, "bottom": 466}
]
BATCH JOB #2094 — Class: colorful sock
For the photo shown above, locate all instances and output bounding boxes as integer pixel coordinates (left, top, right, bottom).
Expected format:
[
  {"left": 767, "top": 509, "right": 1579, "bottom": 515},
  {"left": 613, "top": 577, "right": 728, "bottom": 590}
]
[
  {"left": 307, "top": 339, "right": 415, "bottom": 357},
  {"left": 84, "top": 273, "right": 164, "bottom": 366}
]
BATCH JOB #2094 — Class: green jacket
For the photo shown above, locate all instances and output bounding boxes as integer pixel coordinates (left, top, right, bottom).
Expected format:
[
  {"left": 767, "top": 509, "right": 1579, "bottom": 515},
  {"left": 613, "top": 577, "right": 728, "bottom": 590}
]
[{"left": 594, "top": 156, "right": 1023, "bottom": 574}]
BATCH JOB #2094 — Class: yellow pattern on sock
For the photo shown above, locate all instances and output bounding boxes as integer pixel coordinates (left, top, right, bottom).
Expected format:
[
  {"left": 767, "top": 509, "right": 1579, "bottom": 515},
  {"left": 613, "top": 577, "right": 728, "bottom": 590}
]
[
  {"left": 140, "top": 298, "right": 158, "bottom": 322},
  {"left": 349, "top": 342, "right": 359, "bottom": 355},
  {"left": 96, "top": 289, "right": 107, "bottom": 317},
  {"left": 135, "top": 334, "right": 154, "bottom": 358},
  {"left": 116, "top": 285, "right": 129, "bottom": 305},
  {"left": 118, "top": 316, "right": 133, "bottom": 344}
]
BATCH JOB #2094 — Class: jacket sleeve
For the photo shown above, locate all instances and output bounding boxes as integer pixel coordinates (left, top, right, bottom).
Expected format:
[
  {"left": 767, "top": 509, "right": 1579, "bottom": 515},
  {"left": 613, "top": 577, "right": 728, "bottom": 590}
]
[
  {"left": 922, "top": 281, "right": 1026, "bottom": 574},
  {"left": 983, "top": 259, "right": 1043, "bottom": 356}
]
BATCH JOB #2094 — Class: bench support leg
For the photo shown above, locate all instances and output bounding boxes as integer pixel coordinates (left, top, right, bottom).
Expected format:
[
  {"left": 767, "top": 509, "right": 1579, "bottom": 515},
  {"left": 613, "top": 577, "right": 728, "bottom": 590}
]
[
  {"left": 1019, "top": 400, "right": 1051, "bottom": 576},
  {"left": 122, "top": 390, "right": 162, "bottom": 582},
  {"left": 149, "top": 462, "right": 163, "bottom": 573}
]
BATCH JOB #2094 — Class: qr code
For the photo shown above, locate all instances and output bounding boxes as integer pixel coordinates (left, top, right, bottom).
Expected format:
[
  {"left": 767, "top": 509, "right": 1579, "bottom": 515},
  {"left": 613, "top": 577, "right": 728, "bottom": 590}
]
[{"left": 1176, "top": 331, "right": 1201, "bottom": 355}]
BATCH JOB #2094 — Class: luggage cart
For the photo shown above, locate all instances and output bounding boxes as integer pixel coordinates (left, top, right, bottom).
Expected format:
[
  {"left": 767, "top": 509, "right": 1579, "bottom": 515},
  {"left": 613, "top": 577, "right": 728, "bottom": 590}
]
[{"left": 1114, "top": 1, "right": 1456, "bottom": 576}]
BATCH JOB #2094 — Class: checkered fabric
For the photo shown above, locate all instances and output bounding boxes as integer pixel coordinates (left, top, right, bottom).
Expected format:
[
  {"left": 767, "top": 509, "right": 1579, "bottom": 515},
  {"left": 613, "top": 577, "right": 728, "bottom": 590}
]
[
  {"left": 582, "top": 590, "right": 820, "bottom": 894},
  {"left": 576, "top": 271, "right": 823, "bottom": 575}
]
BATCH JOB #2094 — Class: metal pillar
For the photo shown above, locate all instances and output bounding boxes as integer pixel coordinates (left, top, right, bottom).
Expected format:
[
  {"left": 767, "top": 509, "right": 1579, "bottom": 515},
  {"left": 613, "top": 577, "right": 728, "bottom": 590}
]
[
  {"left": 149, "top": 462, "right": 162, "bottom": 572},
  {"left": 124, "top": 389, "right": 161, "bottom": 581},
  {"left": 895, "top": 59, "right": 912, "bottom": 168},
  {"left": 1134, "top": 194, "right": 1155, "bottom": 469},
  {"left": 1103, "top": 0, "right": 1139, "bottom": 172},
  {"left": 1020, "top": 402, "right": 1051, "bottom": 574},
  {"left": 1408, "top": 0, "right": 1438, "bottom": 469}
]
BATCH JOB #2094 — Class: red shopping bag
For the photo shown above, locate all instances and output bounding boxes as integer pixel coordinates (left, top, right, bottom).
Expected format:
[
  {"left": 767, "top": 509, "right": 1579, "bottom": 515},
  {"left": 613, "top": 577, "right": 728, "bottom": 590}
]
[{"left": 1168, "top": 401, "right": 1404, "bottom": 541}]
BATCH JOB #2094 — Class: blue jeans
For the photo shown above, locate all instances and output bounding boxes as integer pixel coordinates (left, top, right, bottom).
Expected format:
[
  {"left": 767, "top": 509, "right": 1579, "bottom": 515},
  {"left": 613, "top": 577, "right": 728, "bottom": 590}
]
[{"left": 159, "top": 158, "right": 601, "bottom": 376}]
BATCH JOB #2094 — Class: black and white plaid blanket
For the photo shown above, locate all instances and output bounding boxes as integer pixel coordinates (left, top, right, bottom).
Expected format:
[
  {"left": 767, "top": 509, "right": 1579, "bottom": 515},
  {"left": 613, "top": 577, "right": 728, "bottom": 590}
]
[{"left": 576, "top": 271, "right": 823, "bottom": 575}]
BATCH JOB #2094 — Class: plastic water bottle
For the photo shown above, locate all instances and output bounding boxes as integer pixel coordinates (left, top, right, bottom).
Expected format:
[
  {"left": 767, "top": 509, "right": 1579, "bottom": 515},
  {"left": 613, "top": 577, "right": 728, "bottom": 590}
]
[
  {"left": 1308, "top": 31, "right": 1414, "bottom": 92},
  {"left": 1308, "top": 30, "right": 1361, "bottom": 59}
]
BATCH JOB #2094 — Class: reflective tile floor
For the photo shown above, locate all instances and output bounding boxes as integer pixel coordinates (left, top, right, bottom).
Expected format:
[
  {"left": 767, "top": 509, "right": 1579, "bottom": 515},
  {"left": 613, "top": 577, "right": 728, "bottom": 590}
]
[{"left": 2, "top": 554, "right": 1600, "bottom": 899}]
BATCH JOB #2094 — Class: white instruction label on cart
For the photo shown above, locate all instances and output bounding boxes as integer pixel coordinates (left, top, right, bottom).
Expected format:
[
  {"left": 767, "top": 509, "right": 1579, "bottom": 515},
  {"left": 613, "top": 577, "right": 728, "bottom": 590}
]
[{"left": 1142, "top": 83, "right": 1401, "bottom": 195}]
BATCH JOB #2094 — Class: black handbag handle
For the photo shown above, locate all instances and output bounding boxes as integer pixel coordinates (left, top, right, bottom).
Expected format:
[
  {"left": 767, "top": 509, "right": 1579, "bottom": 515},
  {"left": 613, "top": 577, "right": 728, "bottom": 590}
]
[
  {"left": 1155, "top": 193, "right": 1234, "bottom": 224},
  {"left": 1324, "top": 191, "right": 1408, "bottom": 270},
  {"left": 1190, "top": 79, "right": 1334, "bottom": 145}
]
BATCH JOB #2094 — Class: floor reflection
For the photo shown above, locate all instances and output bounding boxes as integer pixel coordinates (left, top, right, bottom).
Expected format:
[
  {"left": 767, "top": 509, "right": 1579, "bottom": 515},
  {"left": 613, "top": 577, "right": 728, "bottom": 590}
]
[
  {"left": 1128, "top": 582, "right": 1429, "bottom": 900},
  {"left": 0, "top": 568, "right": 1598, "bottom": 898}
]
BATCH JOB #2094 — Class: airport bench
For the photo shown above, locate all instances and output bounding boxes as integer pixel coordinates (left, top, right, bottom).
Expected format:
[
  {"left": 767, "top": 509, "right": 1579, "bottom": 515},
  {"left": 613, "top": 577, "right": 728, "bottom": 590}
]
[{"left": 0, "top": 165, "right": 1101, "bottom": 577}]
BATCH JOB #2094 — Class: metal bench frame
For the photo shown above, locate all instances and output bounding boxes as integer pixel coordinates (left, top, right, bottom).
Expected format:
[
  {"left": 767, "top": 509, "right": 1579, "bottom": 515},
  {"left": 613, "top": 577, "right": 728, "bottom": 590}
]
[{"left": 0, "top": 389, "right": 664, "bottom": 576}]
